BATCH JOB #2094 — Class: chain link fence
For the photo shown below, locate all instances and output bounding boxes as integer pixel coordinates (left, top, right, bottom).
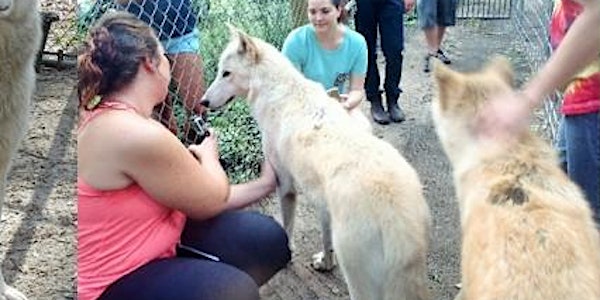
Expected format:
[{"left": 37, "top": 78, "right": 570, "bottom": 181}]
[
  {"left": 74, "top": 0, "right": 293, "bottom": 182},
  {"left": 63, "top": 0, "right": 560, "bottom": 177},
  {"left": 457, "top": 0, "right": 513, "bottom": 19},
  {"left": 510, "top": 0, "right": 562, "bottom": 143},
  {"left": 39, "top": 0, "right": 79, "bottom": 69}
]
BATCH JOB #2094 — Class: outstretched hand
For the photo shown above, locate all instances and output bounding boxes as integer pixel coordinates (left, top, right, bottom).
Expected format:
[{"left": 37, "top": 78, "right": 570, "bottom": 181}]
[
  {"left": 474, "top": 91, "right": 533, "bottom": 141},
  {"left": 259, "top": 158, "right": 277, "bottom": 193}
]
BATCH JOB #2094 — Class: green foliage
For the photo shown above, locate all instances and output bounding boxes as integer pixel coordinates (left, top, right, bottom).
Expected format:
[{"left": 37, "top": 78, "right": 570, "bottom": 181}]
[
  {"left": 404, "top": 8, "right": 418, "bottom": 26},
  {"left": 199, "top": 0, "right": 292, "bottom": 84},
  {"left": 198, "top": 0, "right": 291, "bottom": 183},
  {"left": 76, "top": 0, "right": 291, "bottom": 183},
  {"left": 206, "top": 100, "right": 263, "bottom": 184}
]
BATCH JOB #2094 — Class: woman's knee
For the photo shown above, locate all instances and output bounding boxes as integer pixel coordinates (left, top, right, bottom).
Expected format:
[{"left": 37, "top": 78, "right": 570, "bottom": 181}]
[{"left": 244, "top": 211, "right": 291, "bottom": 266}]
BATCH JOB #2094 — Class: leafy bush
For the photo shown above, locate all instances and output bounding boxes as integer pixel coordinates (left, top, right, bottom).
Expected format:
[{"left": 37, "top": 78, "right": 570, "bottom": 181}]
[
  {"left": 198, "top": 0, "right": 291, "bottom": 183},
  {"left": 207, "top": 100, "right": 263, "bottom": 184}
]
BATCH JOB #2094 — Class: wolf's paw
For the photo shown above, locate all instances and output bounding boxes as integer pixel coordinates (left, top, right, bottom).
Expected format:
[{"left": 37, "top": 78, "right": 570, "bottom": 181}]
[
  {"left": 311, "top": 251, "right": 336, "bottom": 272},
  {"left": 1, "top": 284, "right": 28, "bottom": 300}
]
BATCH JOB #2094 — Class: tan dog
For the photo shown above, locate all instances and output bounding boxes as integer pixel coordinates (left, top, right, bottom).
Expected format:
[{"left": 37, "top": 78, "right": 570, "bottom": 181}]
[
  {"left": 202, "top": 26, "right": 431, "bottom": 300},
  {"left": 431, "top": 58, "right": 600, "bottom": 300},
  {"left": 0, "top": 0, "right": 41, "bottom": 299}
]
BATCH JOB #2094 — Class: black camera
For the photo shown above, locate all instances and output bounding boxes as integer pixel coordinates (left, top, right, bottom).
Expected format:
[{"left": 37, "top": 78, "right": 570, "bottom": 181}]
[{"left": 186, "top": 114, "right": 210, "bottom": 145}]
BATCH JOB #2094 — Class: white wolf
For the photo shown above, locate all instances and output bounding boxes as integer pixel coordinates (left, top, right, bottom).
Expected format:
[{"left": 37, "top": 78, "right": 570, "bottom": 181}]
[
  {"left": 0, "top": 0, "right": 41, "bottom": 299},
  {"left": 201, "top": 26, "right": 431, "bottom": 300},
  {"left": 431, "top": 58, "right": 600, "bottom": 300}
]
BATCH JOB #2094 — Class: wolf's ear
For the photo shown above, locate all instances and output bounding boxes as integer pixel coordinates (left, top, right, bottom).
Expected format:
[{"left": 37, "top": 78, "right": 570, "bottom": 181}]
[
  {"left": 485, "top": 56, "right": 514, "bottom": 87},
  {"left": 227, "top": 24, "right": 262, "bottom": 64},
  {"left": 433, "top": 60, "right": 463, "bottom": 110}
]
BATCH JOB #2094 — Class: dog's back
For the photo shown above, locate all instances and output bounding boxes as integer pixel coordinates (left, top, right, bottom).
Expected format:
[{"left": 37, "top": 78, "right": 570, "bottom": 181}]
[
  {"left": 270, "top": 71, "right": 431, "bottom": 300},
  {"left": 432, "top": 58, "right": 600, "bottom": 299}
]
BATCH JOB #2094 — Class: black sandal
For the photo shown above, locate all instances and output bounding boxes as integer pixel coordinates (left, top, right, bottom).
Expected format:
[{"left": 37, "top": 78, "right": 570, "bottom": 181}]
[
  {"left": 423, "top": 53, "right": 433, "bottom": 73},
  {"left": 436, "top": 49, "right": 452, "bottom": 64}
]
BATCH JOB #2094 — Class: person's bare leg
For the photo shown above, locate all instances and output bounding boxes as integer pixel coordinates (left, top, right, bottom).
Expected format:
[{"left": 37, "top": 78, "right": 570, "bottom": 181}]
[
  {"left": 437, "top": 25, "right": 447, "bottom": 47},
  {"left": 168, "top": 53, "right": 206, "bottom": 116},
  {"left": 422, "top": 25, "right": 440, "bottom": 72},
  {"left": 153, "top": 100, "right": 179, "bottom": 135},
  {"left": 168, "top": 53, "right": 207, "bottom": 144},
  {"left": 424, "top": 25, "right": 440, "bottom": 54},
  {"left": 435, "top": 25, "right": 451, "bottom": 64}
]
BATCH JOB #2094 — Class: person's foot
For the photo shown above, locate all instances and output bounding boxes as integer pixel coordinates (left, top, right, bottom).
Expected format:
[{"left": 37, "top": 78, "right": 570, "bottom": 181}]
[
  {"left": 436, "top": 49, "right": 452, "bottom": 64},
  {"left": 370, "top": 102, "right": 390, "bottom": 125},
  {"left": 388, "top": 102, "right": 406, "bottom": 123},
  {"left": 423, "top": 54, "right": 433, "bottom": 73}
]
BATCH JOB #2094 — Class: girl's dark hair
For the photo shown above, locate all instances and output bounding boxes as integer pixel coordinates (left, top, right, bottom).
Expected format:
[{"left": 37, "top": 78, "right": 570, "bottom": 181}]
[
  {"left": 77, "top": 11, "right": 160, "bottom": 110},
  {"left": 332, "top": 0, "right": 349, "bottom": 24}
]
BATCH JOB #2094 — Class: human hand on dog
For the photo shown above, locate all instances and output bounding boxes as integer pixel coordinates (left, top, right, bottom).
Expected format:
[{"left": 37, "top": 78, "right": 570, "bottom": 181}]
[
  {"left": 340, "top": 93, "right": 361, "bottom": 110},
  {"left": 188, "top": 129, "right": 219, "bottom": 164},
  {"left": 258, "top": 159, "right": 277, "bottom": 193},
  {"left": 475, "top": 90, "right": 533, "bottom": 141}
]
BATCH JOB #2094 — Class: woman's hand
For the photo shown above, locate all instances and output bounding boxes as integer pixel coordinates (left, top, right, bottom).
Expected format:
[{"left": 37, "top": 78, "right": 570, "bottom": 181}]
[
  {"left": 258, "top": 159, "right": 277, "bottom": 193},
  {"left": 224, "top": 159, "right": 278, "bottom": 210},
  {"left": 188, "top": 129, "right": 219, "bottom": 164},
  {"left": 474, "top": 90, "right": 534, "bottom": 141},
  {"left": 340, "top": 93, "right": 362, "bottom": 110}
]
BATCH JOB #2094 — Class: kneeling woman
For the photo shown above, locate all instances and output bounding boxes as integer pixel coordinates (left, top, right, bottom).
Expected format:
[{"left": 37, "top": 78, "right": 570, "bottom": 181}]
[{"left": 77, "top": 11, "right": 290, "bottom": 300}]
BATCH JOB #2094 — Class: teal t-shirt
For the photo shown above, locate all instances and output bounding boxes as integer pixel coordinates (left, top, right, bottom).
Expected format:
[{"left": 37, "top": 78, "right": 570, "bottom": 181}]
[{"left": 282, "top": 25, "right": 367, "bottom": 94}]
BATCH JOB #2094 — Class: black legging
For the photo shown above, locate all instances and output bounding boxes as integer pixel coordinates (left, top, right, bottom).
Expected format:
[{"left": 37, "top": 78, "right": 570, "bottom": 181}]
[{"left": 99, "top": 211, "right": 291, "bottom": 300}]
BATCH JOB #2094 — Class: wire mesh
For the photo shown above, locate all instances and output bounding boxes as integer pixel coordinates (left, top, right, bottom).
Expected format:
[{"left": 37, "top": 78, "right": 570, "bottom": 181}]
[
  {"left": 39, "top": 0, "right": 80, "bottom": 68},
  {"left": 510, "top": 0, "right": 561, "bottom": 143},
  {"left": 456, "top": 0, "right": 513, "bottom": 19},
  {"left": 67, "top": 0, "right": 561, "bottom": 159}
]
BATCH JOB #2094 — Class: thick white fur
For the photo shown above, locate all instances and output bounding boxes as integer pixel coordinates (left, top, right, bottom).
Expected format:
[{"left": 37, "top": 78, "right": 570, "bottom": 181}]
[
  {"left": 202, "top": 26, "right": 431, "bottom": 300},
  {"left": 0, "top": 0, "right": 41, "bottom": 299},
  {"left": 431, "top": 58, "right": 600, "bottom": 300}
]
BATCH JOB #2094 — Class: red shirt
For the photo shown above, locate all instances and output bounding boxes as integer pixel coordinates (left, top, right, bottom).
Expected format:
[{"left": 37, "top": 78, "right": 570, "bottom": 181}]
[{"left": 550, "top": 0, "right": 600, "bottom": 115}]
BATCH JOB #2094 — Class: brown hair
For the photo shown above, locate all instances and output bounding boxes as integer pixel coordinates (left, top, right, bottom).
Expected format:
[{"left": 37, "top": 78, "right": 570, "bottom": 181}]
[
  {"left": 77, "top": 11, "right": 160, "bottom": 110},
  {"left": 306, "top": 0, "right": 349, "bottom": 24},
  {"left": 332, "top": 0, "right": 349, "bottom": 24}
]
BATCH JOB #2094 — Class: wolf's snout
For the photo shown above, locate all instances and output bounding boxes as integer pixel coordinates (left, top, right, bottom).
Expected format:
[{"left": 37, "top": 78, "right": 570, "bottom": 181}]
[{"left": 200, "top": 99, "right": 210, "bottom": 107}]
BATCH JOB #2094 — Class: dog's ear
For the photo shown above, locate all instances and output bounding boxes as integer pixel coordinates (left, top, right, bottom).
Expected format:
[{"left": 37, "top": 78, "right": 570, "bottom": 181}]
[
  {"left": 227, "top": 24, "right": 262, "bottom": 64},
  {"left": 485, "top": 56, "right": 514, "bottom": 87},
  {"left": 433, "top": 60, "right": 463, "bottom": 110}
]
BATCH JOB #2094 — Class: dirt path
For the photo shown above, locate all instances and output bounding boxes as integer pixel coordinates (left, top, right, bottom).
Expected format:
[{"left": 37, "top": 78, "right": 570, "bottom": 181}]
[
  {"left": 0, "top": 17, "right": 532, "bottom": 300},
  {"left": 2, "top": 67, "right": 77, "bottom": 299}
]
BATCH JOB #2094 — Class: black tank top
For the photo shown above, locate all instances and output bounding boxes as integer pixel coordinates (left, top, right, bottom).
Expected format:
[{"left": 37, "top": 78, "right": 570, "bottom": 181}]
[{"left": 123, "top": 0, "right": 198, "bottom": 41}]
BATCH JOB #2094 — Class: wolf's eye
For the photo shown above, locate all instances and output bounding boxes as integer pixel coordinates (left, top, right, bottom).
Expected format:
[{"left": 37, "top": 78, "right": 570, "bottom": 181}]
[{"left": 222, "top": 71, "right": 231, "bottom": 78}]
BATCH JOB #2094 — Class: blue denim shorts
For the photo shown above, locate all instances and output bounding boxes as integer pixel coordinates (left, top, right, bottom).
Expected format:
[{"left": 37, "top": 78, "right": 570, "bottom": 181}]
[
  {"left": 161, "top": 28, "right": 201, "bottom": 55},
  {"left": 417, "top": 0, "right": 458, "bottom": 29}
]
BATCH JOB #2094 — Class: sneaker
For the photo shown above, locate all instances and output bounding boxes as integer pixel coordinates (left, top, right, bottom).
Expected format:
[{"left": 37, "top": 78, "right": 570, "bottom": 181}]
[
  {"left": 436, "top": 49, "right": 452, "bottom": 64},
  {"left": 423, "top": 54, "right": 433, "bottom": 73}
]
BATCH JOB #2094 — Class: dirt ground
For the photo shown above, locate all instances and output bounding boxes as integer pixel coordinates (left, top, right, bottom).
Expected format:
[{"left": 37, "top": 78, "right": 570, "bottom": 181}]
[
  {"left": 0, "top": 18, "right": 534, "bottom": 300},
  {"left": 1, "top": 67, "right": 77, "bottom": 299}
]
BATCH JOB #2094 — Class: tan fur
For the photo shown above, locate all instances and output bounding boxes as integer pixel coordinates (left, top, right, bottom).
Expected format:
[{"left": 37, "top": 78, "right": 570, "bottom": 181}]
[
  {"left": 431, "top": 57, "right": 600, "bottom": 300},
  {"left": 0, "top": 1, "right": 41, "bottom": 299},
  {"left": 202, "top": 26, "right": 431, "bottom": 300}
]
